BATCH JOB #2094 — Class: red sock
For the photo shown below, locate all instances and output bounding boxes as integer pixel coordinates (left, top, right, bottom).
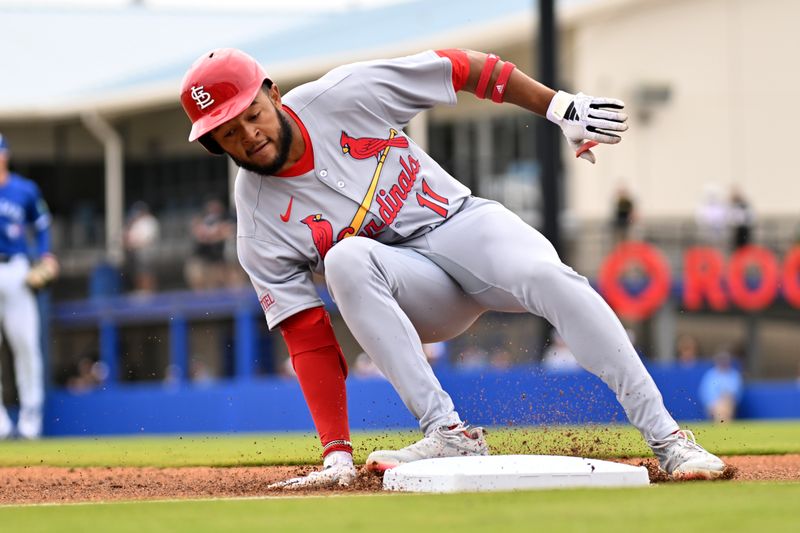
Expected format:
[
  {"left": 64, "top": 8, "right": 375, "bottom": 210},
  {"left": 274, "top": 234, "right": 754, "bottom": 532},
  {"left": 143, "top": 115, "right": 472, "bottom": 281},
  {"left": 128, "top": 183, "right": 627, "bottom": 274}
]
[{"left": 281, "top": 307, "right": 352, "bottom": 457}]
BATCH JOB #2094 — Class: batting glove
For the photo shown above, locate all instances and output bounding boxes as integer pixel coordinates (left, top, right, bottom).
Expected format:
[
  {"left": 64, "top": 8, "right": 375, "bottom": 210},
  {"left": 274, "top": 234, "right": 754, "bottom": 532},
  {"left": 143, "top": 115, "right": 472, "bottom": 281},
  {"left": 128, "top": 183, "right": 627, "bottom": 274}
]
[
  {"left": 267, "top": 453, "right": 357, "bottom": 490},
  {"left": 546, "top": 90, "right": 628, "bottom": 164}
]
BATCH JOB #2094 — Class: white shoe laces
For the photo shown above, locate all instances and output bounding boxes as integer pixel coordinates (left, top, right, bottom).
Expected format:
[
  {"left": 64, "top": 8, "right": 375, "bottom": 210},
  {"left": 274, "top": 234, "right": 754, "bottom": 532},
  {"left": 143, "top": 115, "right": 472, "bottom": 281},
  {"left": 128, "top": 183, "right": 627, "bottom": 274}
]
[
  {"left": 652, "top": 429, "right": 699, "bottom": 449},
  {"left": 671, "top": 429, "right": 705, "bottom": 451}
]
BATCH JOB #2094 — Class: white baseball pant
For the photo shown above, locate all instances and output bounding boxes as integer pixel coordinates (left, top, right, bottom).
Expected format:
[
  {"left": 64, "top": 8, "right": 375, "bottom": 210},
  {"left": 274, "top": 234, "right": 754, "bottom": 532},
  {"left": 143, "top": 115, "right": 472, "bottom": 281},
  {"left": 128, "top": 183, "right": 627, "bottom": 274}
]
[
  {"left": 0, "top": 256, "right": 44, "bottom": 437},
  {"left": 324, "top": 196, "right": 679, "bottom": 444}
]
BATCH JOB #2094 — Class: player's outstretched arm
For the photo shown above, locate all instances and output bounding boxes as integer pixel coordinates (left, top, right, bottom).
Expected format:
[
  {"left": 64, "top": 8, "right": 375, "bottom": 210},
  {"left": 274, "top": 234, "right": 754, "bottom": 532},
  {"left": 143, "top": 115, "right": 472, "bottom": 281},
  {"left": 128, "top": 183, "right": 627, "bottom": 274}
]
[
  {"left": 455, "top": 49, "right": 628, "bottom": 164},
  {"left": 267, "top": 307, "right": 356, "bottom": 489}
]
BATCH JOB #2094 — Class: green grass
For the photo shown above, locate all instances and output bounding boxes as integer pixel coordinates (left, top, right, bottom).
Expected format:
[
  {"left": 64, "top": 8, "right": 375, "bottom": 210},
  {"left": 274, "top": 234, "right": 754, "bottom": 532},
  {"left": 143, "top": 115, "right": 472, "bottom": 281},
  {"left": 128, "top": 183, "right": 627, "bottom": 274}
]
[
  {"left": 0, "top": 420, "right": 797, "bottom": 468},
  {"left": 1, "top": 482, "right": 798, "bottom": 532},
  {"left": 0, "top": 421, "right": 797, "bottom": 532}
]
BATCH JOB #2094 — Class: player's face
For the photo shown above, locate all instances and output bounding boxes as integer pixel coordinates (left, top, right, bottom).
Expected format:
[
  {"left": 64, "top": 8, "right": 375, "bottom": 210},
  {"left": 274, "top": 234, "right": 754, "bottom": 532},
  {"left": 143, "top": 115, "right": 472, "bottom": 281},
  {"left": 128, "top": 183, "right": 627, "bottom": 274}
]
[{"left": 211, "top": 87, "right": 293, "bottom": 176}]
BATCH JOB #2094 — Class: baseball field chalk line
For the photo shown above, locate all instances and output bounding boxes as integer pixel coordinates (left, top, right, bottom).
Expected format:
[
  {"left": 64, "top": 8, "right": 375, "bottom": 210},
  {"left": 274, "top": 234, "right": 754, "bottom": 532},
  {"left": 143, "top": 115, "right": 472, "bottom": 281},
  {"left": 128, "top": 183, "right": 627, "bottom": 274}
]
[{"left": 383, "top": 455, "right": 650, "bottom": 493}]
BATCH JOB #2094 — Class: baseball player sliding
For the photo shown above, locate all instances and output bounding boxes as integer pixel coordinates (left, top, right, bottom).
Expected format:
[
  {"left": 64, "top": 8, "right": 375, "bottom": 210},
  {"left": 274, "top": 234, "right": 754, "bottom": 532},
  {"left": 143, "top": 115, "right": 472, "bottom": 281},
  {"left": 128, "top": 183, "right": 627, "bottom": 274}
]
[
  {"left": 180, "top": 48, "right": 725, "bottom": 487},
  {"left": 0, "top": 134, "right": 58, "bottom": 440}
]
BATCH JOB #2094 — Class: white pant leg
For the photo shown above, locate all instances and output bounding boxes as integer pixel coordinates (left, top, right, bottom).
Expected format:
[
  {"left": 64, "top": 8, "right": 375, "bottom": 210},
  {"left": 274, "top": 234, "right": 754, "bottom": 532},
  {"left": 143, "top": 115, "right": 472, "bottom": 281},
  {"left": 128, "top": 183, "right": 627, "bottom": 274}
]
[
  {"left": 324, "top": 236, "right": 485, "bottom": 435},
  {"left": 0, "top": 325, "right": 12, "bottom": 438},
  {"left": 416, "top": 198, "right": 679, "bottom": 442},
  {"left": 0, "top": 258, "right": 44, "bottom": 413}
]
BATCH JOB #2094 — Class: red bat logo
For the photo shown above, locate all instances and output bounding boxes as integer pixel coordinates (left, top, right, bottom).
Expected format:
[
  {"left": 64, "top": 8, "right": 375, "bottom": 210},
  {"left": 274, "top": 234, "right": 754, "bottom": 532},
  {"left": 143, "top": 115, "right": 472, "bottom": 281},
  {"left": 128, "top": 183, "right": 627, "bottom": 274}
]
[
  {"left": 340, "top": 131, "right": 409, "bottom": 161},
  {"left": 301, "top": 214, "right": 334, "bottom": 260}
]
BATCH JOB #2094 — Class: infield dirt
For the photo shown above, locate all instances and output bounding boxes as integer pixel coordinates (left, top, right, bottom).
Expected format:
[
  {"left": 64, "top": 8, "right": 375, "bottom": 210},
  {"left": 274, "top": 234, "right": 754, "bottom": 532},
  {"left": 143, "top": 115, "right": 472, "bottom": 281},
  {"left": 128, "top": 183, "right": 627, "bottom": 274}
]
[{"left": 1, "top": 454, "right": 798, "bottom": 504}]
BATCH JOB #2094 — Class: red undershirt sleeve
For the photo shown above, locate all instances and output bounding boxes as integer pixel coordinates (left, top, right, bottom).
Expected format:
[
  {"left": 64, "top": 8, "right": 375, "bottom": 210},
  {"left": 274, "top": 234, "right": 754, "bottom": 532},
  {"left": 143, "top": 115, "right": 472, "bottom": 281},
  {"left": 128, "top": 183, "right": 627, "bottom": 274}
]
[
  {"left": 435, "top": 48, "right": 470, "bottom": 92},
  {"left": 280, "top": 306, "right": 352, "bottom": 457}
]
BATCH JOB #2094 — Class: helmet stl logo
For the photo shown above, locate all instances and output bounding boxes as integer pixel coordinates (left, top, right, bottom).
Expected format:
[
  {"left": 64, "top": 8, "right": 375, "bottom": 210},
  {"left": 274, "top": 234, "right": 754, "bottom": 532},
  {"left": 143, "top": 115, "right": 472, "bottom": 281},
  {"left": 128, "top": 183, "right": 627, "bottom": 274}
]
[{"left": 190, "top": 85, "right": 215, "bottom": 110}]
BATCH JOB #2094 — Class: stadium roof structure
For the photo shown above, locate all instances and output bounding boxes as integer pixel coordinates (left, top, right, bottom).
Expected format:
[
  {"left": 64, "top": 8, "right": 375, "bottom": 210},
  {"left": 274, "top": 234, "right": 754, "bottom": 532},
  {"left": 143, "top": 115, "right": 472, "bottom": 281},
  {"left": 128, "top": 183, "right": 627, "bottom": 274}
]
[{"left": 0, "top": 0, "right": 597, "bottom": 120}]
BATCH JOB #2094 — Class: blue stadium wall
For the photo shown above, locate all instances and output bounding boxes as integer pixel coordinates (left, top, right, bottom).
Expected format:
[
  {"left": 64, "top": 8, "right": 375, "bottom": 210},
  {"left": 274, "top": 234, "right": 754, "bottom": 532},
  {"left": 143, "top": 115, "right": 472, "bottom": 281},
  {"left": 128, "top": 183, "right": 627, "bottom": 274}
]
[
  {"left": 40, "top": 287, "right": 800, "bottom": 437},
  {"left": 43, "top": 364, "right": 800, "bottom": 437}
]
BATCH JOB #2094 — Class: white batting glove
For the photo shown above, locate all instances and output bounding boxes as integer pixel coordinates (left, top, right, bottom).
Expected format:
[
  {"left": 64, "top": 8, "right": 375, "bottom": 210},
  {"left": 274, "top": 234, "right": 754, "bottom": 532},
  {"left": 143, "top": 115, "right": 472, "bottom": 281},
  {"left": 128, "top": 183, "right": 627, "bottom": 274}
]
[
  {"left": 267, "top": 452, "right": 357, "bottom": 490},
  {"left": 546, "top": 90, "right": 628, "bottom": 164}
]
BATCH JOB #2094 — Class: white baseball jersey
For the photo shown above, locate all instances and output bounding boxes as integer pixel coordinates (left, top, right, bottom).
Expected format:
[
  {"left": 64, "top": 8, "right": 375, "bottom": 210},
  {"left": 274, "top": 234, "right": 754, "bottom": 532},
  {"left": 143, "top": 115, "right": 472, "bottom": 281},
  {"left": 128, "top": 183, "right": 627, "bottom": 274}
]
[
  {"left": 234, "top": 51, "right": 681, "bottom": 444},
  {"left": 236, "top": 51, "right": 471, "bottom": 328}
]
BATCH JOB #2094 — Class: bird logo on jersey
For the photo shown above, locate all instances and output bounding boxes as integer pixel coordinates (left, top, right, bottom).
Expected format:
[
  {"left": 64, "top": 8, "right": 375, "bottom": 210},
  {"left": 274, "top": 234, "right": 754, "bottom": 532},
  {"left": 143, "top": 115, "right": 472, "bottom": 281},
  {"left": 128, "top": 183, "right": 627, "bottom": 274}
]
[
  {"left": 340, "top": 131, "right": 409, "bottom": 160},
  {"left": 301, "top": 214, "right": 335, "bottom": 259},
  {"left": 301, "top": 130, "right": 407, "bottom": 260},
  {"left": 301, "top": 128, "right": 447, "bottom": 261}
]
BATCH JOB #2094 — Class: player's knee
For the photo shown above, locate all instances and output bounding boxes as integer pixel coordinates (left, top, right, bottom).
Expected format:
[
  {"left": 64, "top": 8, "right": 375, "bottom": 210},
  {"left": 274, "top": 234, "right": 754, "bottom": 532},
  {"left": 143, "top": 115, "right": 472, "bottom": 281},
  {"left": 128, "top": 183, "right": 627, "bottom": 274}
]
[
  {"left": 324, "top": 237, "right": 375, "bottom": 288},
  {"left": 525, "top": 260, "right": 583, "bottom": 286}
]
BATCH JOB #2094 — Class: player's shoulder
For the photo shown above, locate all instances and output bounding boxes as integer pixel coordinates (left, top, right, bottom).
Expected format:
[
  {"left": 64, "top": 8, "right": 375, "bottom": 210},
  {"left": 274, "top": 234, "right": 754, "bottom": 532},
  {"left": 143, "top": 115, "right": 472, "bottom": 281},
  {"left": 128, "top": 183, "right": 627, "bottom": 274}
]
[
  {"left": 8, "top": 173, "right": 40, "bottom": 194},
  {"left": 283, "top": 50, "right": 440, "bottom": 111},
  {"left": 283, "top": 67, "right": 353, "bottom": 112},
  {"left": 334, "top": 50, "right": 439, "bottom": 73},
  {"left": 233, "top": 168, "right": 261, "bottom": 207}
]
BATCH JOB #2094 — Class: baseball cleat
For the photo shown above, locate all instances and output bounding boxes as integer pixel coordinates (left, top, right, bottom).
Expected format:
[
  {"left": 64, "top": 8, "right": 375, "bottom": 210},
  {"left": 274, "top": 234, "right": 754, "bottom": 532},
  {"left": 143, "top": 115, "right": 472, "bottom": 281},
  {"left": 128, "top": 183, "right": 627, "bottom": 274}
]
[
  {"left": 366, "top": 423, "right": 489, "bottom": 473},
  {"left": 267, "top": 462, "right": 357, "bottom": 490},
  {"left": 649, "top": 429, "right": 726, "bottom": 480},
  {"left": 16, "top": 408, "right": 42, "bottom": 440},
  {"left": 0, "top": 410, "right": 12, "bottom": 440}
]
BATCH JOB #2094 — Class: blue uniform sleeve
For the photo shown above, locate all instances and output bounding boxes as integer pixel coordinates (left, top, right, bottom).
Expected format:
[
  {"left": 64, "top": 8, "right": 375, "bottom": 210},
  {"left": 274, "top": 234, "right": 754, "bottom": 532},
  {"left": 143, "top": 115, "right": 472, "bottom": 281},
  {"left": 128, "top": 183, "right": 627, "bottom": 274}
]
[{"left": 25, "top": 182, "right": 52, "bottom": 257}]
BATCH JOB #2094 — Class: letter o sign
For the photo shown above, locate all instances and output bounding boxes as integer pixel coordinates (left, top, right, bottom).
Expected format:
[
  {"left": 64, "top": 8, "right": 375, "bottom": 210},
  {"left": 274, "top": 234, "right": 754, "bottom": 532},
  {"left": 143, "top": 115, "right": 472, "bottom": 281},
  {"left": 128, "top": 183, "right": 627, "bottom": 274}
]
[{"left": 599, "top": 242, "right": 671, "bottom": 321}]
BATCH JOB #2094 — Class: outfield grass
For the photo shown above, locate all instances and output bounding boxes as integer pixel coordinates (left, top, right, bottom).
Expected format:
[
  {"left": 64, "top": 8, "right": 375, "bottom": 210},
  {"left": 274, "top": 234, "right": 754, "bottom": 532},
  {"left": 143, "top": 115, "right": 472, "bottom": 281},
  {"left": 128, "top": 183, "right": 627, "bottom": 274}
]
[
  {"left": 1, "top": 482, "right": 798, "bottom": 532},
  {"left": 0, "top": 420, "right": 797, "bottom": 468}
]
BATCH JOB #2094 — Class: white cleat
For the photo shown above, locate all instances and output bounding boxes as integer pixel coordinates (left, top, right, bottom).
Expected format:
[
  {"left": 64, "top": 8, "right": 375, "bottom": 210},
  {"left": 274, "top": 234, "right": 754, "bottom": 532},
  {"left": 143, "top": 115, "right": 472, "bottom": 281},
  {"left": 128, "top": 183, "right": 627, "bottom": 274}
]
[
  {"left": 0, "top": 409, "right": 12, "bottom": 440},
  {"left": 366, "top": 423, "right": 489, "bottom": 473},
  {"left": 649, "top": 429, "right": 726, "bottom": 480},
  {"left": 16, "top": 408, "right": 42, "bottom": 440},
  {"left": 268, "top": 452, "right": 357, "bottom": 490}
]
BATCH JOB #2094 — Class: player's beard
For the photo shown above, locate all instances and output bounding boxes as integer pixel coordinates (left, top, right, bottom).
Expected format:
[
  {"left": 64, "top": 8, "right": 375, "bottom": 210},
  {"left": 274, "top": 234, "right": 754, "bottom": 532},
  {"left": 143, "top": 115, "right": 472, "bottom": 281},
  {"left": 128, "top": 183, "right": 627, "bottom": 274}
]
[{"left": 230, "top": 106, "right": 293, "bottom": 177}]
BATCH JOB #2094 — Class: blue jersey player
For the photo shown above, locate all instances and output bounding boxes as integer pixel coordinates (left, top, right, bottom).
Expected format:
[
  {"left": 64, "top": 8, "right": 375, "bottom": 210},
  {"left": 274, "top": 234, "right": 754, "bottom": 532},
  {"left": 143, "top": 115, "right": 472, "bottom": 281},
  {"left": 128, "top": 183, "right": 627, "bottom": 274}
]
[{"left": 0, "top": 133, "right": 57, "bottom": 439}]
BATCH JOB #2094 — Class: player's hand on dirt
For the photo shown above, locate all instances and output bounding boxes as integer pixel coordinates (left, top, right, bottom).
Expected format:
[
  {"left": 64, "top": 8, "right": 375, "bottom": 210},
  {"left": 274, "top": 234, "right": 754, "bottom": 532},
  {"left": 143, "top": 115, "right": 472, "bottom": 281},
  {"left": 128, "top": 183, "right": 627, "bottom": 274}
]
[
  {"left": 546, "top": 90, "right": 628, "bottom": 164},
  {"left": 267, "top": 462, "right": 357, "bottom": 490},
  {"left": 25, "top": 253, "right": 59, "bottom": 290}
]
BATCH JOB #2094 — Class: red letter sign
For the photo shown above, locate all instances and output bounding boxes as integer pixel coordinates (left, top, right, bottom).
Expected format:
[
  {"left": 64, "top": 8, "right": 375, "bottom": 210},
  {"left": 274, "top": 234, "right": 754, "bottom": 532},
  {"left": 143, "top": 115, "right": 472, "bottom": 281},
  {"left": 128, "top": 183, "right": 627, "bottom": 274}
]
[
  {"left": 683, "top": 247, "right": 728, "bottom": 311},
  {"left": 598, "top": 242, "right": 671, "bottom": 321},
  {"left": 782, "top": 247, "right": 800, "bottom": 308},
  {"left": 727, "top": 245, "right": 779, "bottom": 311}
]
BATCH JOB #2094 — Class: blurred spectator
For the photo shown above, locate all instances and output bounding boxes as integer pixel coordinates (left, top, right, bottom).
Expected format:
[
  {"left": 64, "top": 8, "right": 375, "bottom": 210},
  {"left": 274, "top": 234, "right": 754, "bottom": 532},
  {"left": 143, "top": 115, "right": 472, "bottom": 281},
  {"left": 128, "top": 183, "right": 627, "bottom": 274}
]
[
  {"left": 728, "top": 187, "right": 754, "bottom": 250},
  {"left": 123, "top": 201, "right": 160, "bottom": 293},
  {"left": 73, "top": 201, "right": 98, "bottom": 246},
  {"left": 66, "top": 357, "right": 107, "bottom": 393},
  {"left": 456, "top": 346, "right": 489, "bottom": 369},
  {"left": 541, "top": 331, "right": 580, "bottom": 372},
  {"left": 189, "top": 359, "right": 214, "bottom": 384},
  {"left": 696, "top": 183, "right": 728, "bottom": 247},
  {"left": 185, "top": 198, "right": 235, "bottom": 291},
  {"left": 626, "top": 327, "right": 648, "bottom": 360},
  {"left": 489, "top": 347, "right": 514, "bottom": 370},
  {"left": 611, "top": 185, "right": 636, "bottom": 245},
  {"left": 675, "top": 333, "right": 700, "bottom": 367},
  {"left": 422, "top": 341, "right": 448, "bottom": 367},
  {"left": 698, "top": 349, "right": 743, "bottom": 423}
]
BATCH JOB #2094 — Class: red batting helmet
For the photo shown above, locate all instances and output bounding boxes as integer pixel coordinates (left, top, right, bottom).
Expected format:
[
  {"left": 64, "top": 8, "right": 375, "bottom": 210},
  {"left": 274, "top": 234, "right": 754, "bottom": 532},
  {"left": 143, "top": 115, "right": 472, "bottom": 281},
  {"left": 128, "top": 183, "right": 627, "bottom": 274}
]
[{"left": 180, "top": 48, "right": 269, "bottom": 154}]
